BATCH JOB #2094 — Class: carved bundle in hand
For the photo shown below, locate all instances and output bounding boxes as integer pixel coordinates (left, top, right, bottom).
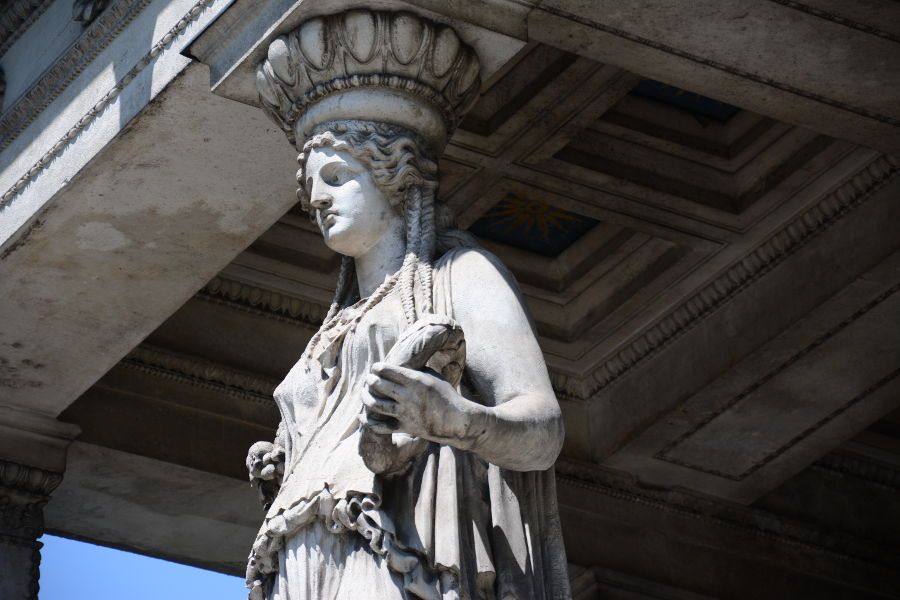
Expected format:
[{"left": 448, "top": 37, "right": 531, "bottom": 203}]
[
  {"left": 385, "top": 314, "right": 465, "bottom": 387},
  {"left": 359, "top": 314, "right": 466, "bottom": 474},
  {"left": 246, "top": 441, "right": 285, "bottom": 510}
]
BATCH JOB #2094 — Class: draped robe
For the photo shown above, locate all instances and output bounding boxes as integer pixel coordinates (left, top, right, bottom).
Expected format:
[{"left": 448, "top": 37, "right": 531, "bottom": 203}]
[{"left": 249, "top": 247, "right": 571, "bottom": 600}]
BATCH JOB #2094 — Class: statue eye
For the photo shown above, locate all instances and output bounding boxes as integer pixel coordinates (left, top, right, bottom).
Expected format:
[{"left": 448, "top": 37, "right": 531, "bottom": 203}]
[{"left": 323, "top": 165, "right": 354, "bottom": 187}]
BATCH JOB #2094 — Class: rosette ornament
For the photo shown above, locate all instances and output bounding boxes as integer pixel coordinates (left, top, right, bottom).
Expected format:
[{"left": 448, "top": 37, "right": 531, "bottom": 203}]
[{"left": 256, "top": 10, "right": 481, "bottom": 153}]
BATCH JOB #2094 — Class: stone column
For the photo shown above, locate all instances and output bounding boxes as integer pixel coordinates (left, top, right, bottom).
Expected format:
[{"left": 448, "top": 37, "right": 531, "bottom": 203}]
[{"left": 0, "top": 407, "right": 79, "bottom": 600}]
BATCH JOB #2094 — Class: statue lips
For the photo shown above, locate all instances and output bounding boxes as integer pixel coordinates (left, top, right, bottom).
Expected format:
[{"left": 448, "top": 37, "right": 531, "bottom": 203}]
[{"left": 318, "top": 209, "right": 337, "bottom": 230}]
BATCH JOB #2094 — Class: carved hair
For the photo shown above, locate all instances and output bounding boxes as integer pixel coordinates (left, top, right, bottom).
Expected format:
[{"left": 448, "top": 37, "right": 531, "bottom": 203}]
[{"left": 297, "top": 120, "right": 475, "bottom": 365}]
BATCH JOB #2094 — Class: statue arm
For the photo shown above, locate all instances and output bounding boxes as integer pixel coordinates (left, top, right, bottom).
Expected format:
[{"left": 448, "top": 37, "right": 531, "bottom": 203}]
[
  {"left": 364, "top": 248, "right": 564, "bottom": 471},
  {"left": 448, "top": 248, "right": 565, "bottom": 471}
]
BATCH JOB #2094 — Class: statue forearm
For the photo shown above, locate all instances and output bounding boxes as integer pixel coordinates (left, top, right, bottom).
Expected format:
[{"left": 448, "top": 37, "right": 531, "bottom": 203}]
[
  {"left": 400, "top": 384, "right": 564, "bottom": 471},
  {"left": 455, "top": 393, "right": 564, "bottom": 471}
]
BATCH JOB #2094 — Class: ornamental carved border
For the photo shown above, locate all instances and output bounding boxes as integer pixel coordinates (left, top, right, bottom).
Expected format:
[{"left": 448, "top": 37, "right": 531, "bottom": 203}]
[
  {"left": 0, "top": 0, "right": 153, "bottom": 152},
  {"left": 814, "top": 452, "right": 900, "bottom": 491},
  {"left": 0, "top": 0, "right": 218, "bottom": 208},
  {"left": 198, "top": 276, "right": 327, "bottom": 330},
  {"left": 122, "top": 344, "right": 278, "bottom": 403}
]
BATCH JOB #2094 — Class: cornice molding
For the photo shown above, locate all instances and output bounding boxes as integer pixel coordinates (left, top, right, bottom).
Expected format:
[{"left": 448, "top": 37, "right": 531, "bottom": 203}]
[
  {"left": 577, "top": 153, "right": 900, "bottom": 400},
  {"left": 198, "top": 276, "right": 326, "bottom": 330},
  {"left": 547, "top": 370, "right": 588, "bottom": 403},
  {"left": 0, "top": 0, "right": 153, "bottom": 152},
  {"left": 0, "top": 0, "right": 52, "bottom": 56},
  {"left": 554, "top": 459, "right": 900, "bottom": 570},
  {"left": 0, "top": 0, "right": 218, "bottom": 208},
  {"left": 122, "top": 344, "right": 278, "bottom": 403}
]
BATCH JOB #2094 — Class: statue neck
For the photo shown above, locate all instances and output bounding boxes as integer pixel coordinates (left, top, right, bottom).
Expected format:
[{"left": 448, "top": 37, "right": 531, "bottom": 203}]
[{"left": 353, "top": 224, "right": 407, "bottom": 298}]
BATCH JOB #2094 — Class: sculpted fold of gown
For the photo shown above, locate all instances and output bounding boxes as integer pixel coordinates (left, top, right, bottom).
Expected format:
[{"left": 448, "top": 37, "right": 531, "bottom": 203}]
[{"left": 250, "top": 247, "right": 571, "bottom": 600}]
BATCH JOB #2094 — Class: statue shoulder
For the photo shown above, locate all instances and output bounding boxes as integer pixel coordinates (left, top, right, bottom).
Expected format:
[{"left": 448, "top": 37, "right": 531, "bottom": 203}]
[
  {"left": 437, "top": 245, "right": 519, "bottom": 297},
  {"left": 434, "top": 246, "right": 528, "bottom": 327}
]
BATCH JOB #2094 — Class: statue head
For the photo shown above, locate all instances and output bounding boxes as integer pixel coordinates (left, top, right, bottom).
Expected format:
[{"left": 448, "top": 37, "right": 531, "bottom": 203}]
[
  {"left": 256, "top": 10, "right": 481, "bottom": 339},
  {"left": 298, "top": 120, "right": 438, "bottom": 258}
]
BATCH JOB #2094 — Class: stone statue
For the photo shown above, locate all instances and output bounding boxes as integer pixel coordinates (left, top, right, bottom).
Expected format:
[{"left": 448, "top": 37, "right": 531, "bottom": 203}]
[{"left": 245, "top": 10, "right": 570, "bottom": 600}]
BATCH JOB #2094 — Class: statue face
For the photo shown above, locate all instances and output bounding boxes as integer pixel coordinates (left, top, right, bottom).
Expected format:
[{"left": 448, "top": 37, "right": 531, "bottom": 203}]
[{"left": 305, "top": 147, "right": 400, "bottom": 257}]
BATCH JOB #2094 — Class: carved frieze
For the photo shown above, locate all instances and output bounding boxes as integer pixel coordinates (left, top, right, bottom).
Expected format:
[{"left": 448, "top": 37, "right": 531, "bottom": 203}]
[
  {"left": 199, "top": 276, "right": 326, "bottom": 329},
  {"left": 122, "top": 344, "right": 278, "bottom": 403}
]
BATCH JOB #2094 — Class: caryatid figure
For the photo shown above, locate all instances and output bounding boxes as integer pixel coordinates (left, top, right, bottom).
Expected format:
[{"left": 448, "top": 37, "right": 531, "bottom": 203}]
[{"left": 246, "top": 10, "right": 570, "bottom": 600}]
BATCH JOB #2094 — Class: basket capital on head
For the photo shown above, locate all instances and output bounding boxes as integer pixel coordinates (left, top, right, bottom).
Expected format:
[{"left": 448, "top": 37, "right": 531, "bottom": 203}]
[{"left": 256, "top": 9, "right": 481, "bottom": 155}]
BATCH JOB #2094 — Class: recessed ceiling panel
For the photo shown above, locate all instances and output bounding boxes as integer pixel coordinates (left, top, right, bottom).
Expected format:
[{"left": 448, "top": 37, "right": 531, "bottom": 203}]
[{"left": 468, "top": 194, "right": 599, "bottom": 257}]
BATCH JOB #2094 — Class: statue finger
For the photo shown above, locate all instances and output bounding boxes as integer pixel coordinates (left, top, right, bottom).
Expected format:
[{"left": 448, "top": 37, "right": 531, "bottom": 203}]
[
  {"left": 360, "top": 413, "right": 398, "bottom": 435},
  {"left": 363, "top": 393, "right": 399, "bottom": 417},
  {"left": 371, "top": 363, "right": 425, "bottom": 387},
  {"left": 366, "top": 373, "right": 409, "bottom": 401}
]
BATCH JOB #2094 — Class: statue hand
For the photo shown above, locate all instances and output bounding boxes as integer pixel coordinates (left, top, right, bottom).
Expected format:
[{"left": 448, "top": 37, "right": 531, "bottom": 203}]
[
  {"left": 363, "top": 362, "right": 485, "bottom": 448},
  {"left": 246, "top": 441, "right": 285, "bottom": 481},
  {"left": 246, "top": 441, "right": 285, "bottom": 510}
]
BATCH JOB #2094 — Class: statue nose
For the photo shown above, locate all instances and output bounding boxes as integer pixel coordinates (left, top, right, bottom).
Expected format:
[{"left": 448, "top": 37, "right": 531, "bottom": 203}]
[{"left": 310, "top": 193, "right": 332, "bottom": 210}]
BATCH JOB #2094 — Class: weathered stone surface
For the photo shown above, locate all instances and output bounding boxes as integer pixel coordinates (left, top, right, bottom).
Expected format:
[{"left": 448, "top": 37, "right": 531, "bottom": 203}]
[{"left": 0, "top": 61, "right": 297, "bottom": 419}]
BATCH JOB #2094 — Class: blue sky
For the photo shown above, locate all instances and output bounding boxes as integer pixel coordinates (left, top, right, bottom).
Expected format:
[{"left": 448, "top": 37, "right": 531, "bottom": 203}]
[{"left": 39, "top": 534, "right": 246, "bottom": 600}]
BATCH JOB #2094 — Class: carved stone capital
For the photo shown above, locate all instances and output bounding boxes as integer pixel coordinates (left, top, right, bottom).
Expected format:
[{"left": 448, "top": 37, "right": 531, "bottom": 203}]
[
  {"left": 0, "top": 460, "right": 64, "bottom": 600},
  {"left": 0, "top": 460, "right": 61, "bottom": 540},
  {"left": 0, "top": 409, "right": 78, "bottom": 600}
]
